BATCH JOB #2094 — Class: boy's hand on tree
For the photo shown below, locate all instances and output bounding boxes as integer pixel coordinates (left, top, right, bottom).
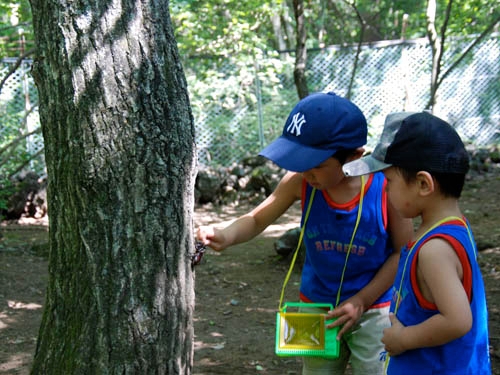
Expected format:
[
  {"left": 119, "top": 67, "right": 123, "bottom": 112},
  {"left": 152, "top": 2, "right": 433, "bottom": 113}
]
[{"left": 196, "top": 226, "right": 226, "bottom": 251}]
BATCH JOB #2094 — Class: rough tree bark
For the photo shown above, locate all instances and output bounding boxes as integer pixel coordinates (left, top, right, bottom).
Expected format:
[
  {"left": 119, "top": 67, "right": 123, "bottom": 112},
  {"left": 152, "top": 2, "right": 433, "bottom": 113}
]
[{"left": 28, "top": 0, "right": 196, "bottom": 373}]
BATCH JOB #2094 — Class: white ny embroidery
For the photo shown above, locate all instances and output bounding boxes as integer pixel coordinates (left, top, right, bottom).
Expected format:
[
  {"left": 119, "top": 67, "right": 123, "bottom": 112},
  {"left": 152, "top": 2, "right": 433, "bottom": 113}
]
[{"left": 286, "top": 112, "right": 306, "bottom": 136}]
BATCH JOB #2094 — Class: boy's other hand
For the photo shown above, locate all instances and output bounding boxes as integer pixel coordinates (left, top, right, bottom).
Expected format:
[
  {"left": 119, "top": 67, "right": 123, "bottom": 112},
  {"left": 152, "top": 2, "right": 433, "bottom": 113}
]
[
  {"left": 325, "top": 296, "right": 364, "bottom": 340},
  {"left": 382, "top": 313, "right": 406, "bottom": 356}
]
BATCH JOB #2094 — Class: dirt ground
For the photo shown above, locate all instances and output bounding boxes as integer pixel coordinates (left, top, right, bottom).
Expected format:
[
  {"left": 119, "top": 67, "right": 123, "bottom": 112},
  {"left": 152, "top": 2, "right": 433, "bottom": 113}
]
[{"left": 1, "top": 170, "right": 500, "bottom": 374}]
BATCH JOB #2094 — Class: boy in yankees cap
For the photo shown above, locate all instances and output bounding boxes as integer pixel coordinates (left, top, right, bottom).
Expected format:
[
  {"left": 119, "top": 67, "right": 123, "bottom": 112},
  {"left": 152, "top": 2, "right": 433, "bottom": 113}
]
[{"left": 197, "top": 92, "right": 412, "bottom": 375}]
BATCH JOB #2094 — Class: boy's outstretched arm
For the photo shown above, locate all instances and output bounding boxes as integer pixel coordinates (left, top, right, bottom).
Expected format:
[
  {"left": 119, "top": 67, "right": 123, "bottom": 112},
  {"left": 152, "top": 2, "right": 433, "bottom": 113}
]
[
  {"left": 327, "top": 197, "right": 413, "bottom": 338},
  {"left": 382, "top": 238, "right": 473, "bottom": 356},
  {"left": 197, "top": 172, "right": 302, "bottom": 251}
]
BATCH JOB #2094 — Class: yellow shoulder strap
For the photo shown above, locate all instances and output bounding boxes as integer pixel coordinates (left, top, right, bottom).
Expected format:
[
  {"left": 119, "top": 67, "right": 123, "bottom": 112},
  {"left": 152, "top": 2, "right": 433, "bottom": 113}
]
[{"left": 278, "top": 188, "right": 316, "bottom": 311}]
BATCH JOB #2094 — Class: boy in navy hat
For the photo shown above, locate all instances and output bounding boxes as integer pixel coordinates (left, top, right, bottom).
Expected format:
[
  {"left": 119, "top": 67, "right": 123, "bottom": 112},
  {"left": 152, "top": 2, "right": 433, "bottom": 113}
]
[
  {"left": 343, "top": 112, "right": 491, "bottom": 374},
  {"left": 197, "top": 92, "right": 412, "bottom": 374}
]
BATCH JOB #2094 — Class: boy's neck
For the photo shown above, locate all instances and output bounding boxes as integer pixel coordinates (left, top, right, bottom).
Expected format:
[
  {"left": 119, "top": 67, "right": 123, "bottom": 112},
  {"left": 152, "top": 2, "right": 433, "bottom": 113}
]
[
  {"left": 325, "top": 175, "right": 364, "bottom": 204},
  {"left": 416, "top": 197, "right": 463, "bottom": 238}
]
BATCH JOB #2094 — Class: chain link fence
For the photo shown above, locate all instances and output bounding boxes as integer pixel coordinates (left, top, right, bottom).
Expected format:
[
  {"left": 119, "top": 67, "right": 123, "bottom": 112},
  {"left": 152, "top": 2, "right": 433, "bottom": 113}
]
[
  {"left": 187, "top": 35, "right": 499, "bottom": 166},
  {"left": 1, "top": 34, "right": 499, "bottom": 173},
  {"left": 0, "top": 57, "right": 43, "bottom": 177}
]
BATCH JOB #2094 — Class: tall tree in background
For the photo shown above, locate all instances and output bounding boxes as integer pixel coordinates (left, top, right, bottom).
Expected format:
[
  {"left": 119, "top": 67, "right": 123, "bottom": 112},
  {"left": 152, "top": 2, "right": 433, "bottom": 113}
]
[
  {"left": 28, "top": 0, "right": 197, "bottom": 373},
  {"left": 425, "top": 0, "right": 500, "bottom": 110},
  {"left": 292, "top": 0, "right": 308, "bottom": 99},
  {"left": 344, "top": 0, "right": 368, "bottom": 100}
]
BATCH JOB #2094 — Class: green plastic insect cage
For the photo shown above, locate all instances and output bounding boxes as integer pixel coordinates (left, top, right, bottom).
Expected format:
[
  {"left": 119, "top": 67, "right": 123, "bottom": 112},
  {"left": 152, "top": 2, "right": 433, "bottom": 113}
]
[{"left": 275, "top": 302, "right": 339, "bottom": 358}]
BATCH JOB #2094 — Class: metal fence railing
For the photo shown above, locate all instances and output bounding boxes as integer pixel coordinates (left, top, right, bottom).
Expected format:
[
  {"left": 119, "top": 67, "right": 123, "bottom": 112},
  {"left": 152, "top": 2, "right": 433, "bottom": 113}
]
[{"left": 1, "top": 34, "right": 499, "bottom": 172}]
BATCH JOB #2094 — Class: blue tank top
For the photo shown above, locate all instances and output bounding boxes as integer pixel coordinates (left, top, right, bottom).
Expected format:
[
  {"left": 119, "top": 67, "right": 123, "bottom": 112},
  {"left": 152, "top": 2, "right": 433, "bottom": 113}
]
[
  {"left": 387, "top": 218, "right": 491, "bottom": 374},
  {"left": 299, "top": 172, "right": 393, "bottom": 307}
]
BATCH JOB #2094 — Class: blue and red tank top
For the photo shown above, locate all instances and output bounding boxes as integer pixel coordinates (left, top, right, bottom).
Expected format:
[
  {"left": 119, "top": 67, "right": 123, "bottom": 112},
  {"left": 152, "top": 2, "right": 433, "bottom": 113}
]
[
  {"left": 387, "top": 218, "right": 491, "bottom": 374},
  {"left": 299, "top": 172, "right": 393, "bottom": 308}
]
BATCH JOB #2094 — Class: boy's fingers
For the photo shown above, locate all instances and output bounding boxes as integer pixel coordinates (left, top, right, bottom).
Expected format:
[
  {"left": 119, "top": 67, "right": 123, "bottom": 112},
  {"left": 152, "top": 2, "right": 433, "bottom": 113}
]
[
  {"left": 336, "top": 321, "right": 353, "bottom": 340},
  {"left": 388, "top": 312, "right": 395, "bottom": 324}
]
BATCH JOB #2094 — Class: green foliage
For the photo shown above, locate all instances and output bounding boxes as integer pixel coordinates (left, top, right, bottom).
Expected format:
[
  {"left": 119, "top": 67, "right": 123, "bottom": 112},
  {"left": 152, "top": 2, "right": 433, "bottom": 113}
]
[
  {"left": 184, "top": 49, "right": 296, "bottom": 165},
  {"left": 0, "top": 176, "right": 13, "bottom": 221},
  {"left": 0, "top": 0, "right": 33, "bottom": 57},
  {"left": 170, "top": 0, "right": 499, "bottom": 166},
  {"left": 171, "top": 0, "right": 281, "bottom": 57},
  {"left": 0, "top": 0, "right": 497, "bottom": 170},
  {"left": 184, "top": 0, "right": 495, "bottom": 50},
  {"left": 443, "top": 0, "right": 499, "bottom": 36},
  {"left": 1, "top": 0, "right": 40, "bottom": 199}
]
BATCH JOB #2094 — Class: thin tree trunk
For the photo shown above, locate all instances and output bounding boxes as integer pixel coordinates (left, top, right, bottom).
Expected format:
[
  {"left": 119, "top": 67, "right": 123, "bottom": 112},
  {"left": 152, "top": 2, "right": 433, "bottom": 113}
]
[
  {"left": 345, "top": 1, "right": 366, "bottom": 100},
  {"left": 293, "top": 0, "right": 309, "bottom": 99},
  {"left": 426, "top": 0, "right": 500, "bottom": 110},
  {"left": 29, "top": 0, "right": 196, "bottom": 373},
  {"left": 271, "top": 1, "right": 288, "bottom": 52},
  {"left": 426, "top": 0, "right": 451, "bottom": 111}
]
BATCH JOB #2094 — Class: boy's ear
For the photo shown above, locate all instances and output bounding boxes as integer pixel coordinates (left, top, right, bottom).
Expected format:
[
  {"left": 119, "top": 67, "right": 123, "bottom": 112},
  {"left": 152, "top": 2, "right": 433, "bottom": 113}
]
[
  {"left": 415, "top": 171, "right": 435, "bottom": 196},
  {"left": 347, "top": 147, "right": 365, "bottom": 162}
]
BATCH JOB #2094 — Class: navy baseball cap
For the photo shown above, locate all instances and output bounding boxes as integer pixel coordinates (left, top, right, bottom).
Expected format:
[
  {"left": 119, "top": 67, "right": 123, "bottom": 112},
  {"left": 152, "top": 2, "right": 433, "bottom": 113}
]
[
  {"left": 259, "top": 92, "right": 367, "bottom": 172},
  {"left": 343, "top": 111, "right": 470, "bottom": 176}
]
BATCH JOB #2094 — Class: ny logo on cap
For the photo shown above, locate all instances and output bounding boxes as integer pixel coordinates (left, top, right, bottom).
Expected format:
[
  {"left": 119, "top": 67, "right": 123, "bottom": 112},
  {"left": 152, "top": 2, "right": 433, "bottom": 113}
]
[{"left": 286, "top": 112, "right": 306, "bottom": 136}]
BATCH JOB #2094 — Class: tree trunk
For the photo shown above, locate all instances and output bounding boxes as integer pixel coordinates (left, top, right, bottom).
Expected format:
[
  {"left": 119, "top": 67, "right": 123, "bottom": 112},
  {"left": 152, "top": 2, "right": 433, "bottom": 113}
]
[
  {"left": 293, "top": 0, "right": 309, "bottom": 99},
  {"left": 426, "top": 0, "right": 441, "bottom": 111},
  {"left": 271, "top": 1, "right": 288, "bottom": 52},
  {"left": 425, "top": 0, "right": 499, "bottom": 111},
  {"left": 28, "top": 0, "right": 196, "bottom": 373},
  {"left": 345, "top": 1, "right": 366, "bottom": 100}
]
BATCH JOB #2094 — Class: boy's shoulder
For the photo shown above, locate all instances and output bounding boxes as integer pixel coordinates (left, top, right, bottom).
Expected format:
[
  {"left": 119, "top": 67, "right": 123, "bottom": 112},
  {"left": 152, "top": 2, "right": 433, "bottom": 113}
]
[{"left": 416, "top": 217, "right": 474, "bottom": 260}]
